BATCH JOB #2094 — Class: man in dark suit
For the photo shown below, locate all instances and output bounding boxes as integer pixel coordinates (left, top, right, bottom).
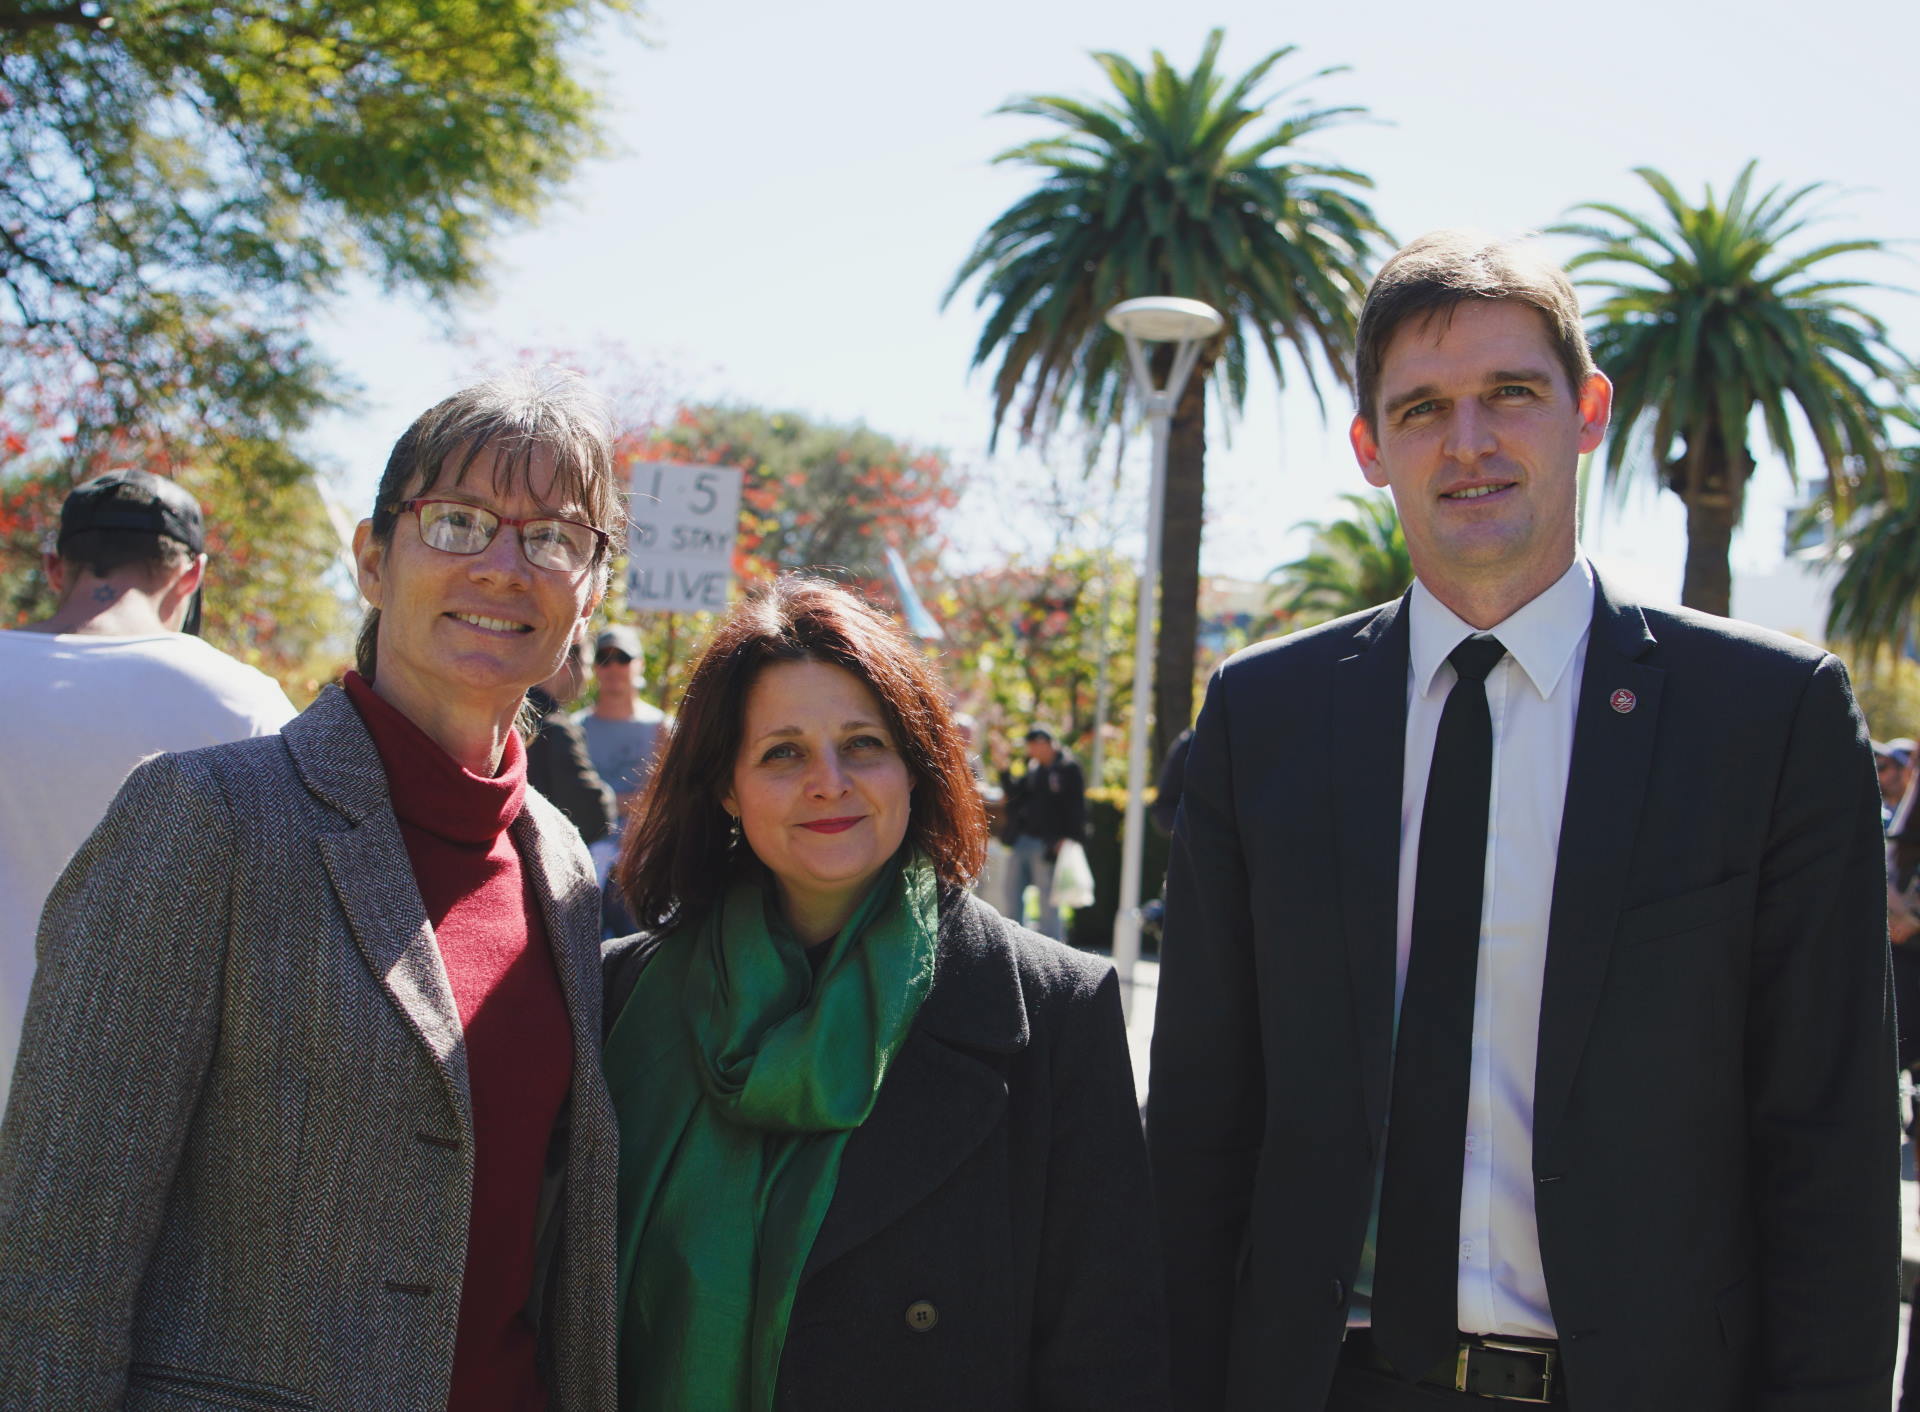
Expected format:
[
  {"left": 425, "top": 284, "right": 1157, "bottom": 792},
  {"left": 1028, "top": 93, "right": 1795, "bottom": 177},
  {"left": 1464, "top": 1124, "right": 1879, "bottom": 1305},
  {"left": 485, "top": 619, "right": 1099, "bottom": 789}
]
[{"left": 1148, "top": 230, "right": 1897, "bottom": 1411}]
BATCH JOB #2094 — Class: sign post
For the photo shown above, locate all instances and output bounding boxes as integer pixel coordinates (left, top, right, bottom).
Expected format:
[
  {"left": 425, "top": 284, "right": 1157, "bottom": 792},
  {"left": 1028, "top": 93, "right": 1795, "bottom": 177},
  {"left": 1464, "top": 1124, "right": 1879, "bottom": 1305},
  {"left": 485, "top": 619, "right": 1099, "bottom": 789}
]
[{"left": 626, "top": 462, "right": 744, "bottom": 614}]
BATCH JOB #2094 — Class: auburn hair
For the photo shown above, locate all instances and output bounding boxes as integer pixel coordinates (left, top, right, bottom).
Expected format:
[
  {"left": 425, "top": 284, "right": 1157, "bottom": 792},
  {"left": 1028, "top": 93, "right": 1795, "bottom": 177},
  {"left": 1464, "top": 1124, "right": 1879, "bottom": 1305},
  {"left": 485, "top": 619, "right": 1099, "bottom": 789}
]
[{"left": 615, "top": 574, "right": 987, "bottom": 930}]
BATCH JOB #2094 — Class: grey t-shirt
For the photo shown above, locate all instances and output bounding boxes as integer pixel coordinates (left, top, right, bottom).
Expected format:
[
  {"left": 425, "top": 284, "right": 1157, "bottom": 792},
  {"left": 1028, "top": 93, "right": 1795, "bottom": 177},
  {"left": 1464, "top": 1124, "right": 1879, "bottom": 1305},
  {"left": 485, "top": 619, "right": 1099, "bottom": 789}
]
[{"left": 576, "top": 703, "right": 667, "bottom": 797}]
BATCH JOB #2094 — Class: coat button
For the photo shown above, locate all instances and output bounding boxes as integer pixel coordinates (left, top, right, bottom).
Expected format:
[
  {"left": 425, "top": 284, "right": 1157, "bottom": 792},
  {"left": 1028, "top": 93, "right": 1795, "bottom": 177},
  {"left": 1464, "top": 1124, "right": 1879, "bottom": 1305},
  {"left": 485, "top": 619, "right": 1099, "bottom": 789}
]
[
  {"left": 905, "top": 1300, "right": 939, "bottom": 1332},
  {"left": 1330, "top": 1279, "right": 1346, "bottom": 1307}
]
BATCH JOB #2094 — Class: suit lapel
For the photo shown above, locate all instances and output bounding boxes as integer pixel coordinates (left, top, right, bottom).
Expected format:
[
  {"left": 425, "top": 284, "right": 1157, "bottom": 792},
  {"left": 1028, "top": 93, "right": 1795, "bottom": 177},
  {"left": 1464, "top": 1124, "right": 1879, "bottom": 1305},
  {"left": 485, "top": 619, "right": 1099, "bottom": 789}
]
[
  {"left": 803, "top": 894, "right": 1022, "bottom": 1282},
  {"left": 511, "top": 805, "right": 600, "bottom": 1068},
  {"left": 1332, "top": 599, "right": 1411, "bottom": 1150},
  {"left": 288, "top": 687, "right": 474, "bottom": 1142},
  {"left": 1533, "top": 576, "right": 1663, "bottom": 1155}
]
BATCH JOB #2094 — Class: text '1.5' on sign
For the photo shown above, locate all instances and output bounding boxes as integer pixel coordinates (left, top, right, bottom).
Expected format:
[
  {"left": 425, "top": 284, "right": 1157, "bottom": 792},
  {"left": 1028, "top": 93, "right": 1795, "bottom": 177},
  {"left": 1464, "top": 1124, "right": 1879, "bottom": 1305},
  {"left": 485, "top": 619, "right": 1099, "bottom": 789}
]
[{"left": 627, "top": 462, "right": 744, "bottom": 614}]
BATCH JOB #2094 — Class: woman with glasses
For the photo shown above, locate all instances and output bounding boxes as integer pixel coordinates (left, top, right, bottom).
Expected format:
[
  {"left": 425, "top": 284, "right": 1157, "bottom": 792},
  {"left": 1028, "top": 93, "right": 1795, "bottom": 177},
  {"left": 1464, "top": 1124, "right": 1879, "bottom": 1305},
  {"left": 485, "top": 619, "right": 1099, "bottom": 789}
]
[
  {"left": 601, "top": 577, "right": 1170, "bottom": 1412},
  {"left": 0, "top": 369, "right": 624, "bottom": 1410}
]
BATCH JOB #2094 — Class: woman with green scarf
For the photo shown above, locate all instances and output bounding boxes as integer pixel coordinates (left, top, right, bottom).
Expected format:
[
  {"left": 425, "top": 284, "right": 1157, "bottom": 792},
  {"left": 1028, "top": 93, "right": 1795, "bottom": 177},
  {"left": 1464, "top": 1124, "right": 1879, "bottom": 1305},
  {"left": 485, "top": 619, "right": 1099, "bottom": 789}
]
[{"left": 601, "top": 576, "right": 1169, "bottom": 1412}]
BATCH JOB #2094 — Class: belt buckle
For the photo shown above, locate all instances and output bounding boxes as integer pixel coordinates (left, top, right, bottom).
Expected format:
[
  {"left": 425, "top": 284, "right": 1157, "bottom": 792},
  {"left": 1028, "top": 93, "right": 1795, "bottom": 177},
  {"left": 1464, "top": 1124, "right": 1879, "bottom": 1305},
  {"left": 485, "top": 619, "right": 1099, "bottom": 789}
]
[{"left": 1455, "top": 1337, "right": 1555, "bottom": 1403}]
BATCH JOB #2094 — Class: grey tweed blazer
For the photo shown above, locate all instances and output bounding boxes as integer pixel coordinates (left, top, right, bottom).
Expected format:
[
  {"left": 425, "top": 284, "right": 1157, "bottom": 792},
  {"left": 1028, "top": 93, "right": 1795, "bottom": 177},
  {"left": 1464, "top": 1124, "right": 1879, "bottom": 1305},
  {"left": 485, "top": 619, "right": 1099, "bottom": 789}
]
[{"left": 0, "top": 685, "right": 619, "bottom": 1411}]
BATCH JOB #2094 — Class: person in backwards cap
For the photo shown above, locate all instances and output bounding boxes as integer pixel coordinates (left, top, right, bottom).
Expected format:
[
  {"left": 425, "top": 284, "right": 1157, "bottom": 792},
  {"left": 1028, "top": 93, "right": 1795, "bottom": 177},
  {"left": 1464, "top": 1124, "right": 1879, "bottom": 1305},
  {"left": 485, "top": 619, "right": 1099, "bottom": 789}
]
[{"left": 0, "top": 468, "right": 293, "bottom": 1108}]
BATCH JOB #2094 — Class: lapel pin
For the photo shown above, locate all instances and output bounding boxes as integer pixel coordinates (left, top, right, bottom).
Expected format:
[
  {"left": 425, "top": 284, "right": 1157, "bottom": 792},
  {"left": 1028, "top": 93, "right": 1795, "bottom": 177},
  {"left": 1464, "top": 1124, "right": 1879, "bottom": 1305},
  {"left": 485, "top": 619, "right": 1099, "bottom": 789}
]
[{"left": 1610, "top": 687, "right": 1637, "bottom": 714}]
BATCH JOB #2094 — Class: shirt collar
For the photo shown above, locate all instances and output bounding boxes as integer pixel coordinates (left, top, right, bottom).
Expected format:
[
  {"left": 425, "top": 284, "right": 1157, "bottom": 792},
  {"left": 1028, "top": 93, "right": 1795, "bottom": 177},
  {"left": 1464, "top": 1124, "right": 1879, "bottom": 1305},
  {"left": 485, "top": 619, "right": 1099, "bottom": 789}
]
[{"left": 1408, "top": 556, "right": 1594, "bottom": 702}]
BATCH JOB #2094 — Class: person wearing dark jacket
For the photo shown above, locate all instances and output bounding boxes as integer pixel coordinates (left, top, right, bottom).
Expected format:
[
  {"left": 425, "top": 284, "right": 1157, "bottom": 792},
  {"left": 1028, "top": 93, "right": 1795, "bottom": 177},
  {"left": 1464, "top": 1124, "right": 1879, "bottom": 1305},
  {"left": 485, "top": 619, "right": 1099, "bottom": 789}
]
[
  {"left": 998, "top": 726, "right": 1087, "bottom": 938},
  {"left": 527, "top": 633, "right": 617, "bottom": 843},
  {"left": 601, "top": 576, "right": 1168, "bottom": 1412}
]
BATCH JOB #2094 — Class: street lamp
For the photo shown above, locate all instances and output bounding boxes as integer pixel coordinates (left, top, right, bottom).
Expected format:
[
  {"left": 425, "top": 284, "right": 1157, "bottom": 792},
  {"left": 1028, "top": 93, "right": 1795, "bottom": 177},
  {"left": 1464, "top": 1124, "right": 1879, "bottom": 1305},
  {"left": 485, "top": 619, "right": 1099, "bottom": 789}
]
[{"left": 1105, "top": 295, "right": 1223, "bottom": 1012}]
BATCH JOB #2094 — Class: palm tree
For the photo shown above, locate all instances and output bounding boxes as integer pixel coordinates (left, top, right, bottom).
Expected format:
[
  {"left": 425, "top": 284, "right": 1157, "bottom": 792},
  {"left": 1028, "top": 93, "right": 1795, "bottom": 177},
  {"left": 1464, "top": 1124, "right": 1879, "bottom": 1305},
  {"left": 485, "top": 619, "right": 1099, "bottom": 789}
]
[
  {"left": 945, "top": 28, "right": 1387, "bottom": 763},
  {"left": 1268, "top": 491, "right": 1410, "bottom": 627},
  {"left": 1820, "top": 407, "right": 1920, "bottom": 657},
  {"left": 1554, "top": 163, "right": 1909, "bottom": 616}
]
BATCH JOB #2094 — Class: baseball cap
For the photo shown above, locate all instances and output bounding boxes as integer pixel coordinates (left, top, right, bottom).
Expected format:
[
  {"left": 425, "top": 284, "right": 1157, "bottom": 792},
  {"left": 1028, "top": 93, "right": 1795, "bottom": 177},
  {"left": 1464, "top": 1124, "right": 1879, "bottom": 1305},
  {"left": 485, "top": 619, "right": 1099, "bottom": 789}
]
[
  {"left": 58, "top": 469, "right": 205, "bottom": 555},
  {"left": 595, "top": 624, "right": 643, "bottom": 660}
]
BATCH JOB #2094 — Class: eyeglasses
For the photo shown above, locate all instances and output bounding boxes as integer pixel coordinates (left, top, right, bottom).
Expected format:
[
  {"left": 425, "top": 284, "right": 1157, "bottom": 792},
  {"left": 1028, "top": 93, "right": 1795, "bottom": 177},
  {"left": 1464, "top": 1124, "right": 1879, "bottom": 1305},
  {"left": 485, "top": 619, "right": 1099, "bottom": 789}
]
[
  {"left": 595, "top": 650, "right": 634, "bottom": 667},
  {"left": 392, "top": 498, "right": 607, "bottom": 575}
]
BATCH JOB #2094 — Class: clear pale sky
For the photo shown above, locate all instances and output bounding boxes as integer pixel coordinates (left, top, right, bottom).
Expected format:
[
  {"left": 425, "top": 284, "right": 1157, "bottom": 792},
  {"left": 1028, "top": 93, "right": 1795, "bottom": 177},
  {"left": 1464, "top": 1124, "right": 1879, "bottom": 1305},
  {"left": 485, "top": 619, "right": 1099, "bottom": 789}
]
[{"left": 309, "top": 0, "right": 1920, "bottom": 611}]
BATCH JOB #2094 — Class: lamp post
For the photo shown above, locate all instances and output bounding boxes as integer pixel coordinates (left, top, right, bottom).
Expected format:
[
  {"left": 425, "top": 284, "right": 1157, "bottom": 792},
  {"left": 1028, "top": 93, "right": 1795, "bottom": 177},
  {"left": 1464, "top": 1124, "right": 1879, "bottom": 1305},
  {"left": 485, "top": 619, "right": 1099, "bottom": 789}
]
[{"left": 1105, "top": 295, "right": 1223, "bottom": 1012}]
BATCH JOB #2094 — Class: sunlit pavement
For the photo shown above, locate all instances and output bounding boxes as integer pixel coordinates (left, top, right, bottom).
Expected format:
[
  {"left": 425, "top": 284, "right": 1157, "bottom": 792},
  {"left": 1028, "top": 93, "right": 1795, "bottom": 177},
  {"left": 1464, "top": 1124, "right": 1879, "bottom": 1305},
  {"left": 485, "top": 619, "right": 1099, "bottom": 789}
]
[
  {"left": 1118, "top": 957, "right": 1157, "bottom": 1107},
  {"left": 1120, "top": 955, "right": 1916, "bottom": 1405}
]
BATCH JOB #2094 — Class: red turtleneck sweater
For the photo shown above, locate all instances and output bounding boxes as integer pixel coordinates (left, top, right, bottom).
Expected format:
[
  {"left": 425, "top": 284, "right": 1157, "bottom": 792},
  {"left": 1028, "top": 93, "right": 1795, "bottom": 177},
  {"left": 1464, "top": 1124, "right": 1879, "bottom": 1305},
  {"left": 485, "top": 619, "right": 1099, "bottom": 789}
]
[{"left": 345, "top": 672, "right": 573, "bottom": 1412}]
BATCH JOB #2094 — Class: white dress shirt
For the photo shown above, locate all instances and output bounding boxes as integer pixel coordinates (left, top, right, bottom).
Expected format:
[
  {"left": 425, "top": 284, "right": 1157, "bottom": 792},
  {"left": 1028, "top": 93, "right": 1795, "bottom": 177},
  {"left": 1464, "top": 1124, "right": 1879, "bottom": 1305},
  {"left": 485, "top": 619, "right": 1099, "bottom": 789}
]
[{"left": 1351, "top": 555, "right": 1593, "bottom": 1338}]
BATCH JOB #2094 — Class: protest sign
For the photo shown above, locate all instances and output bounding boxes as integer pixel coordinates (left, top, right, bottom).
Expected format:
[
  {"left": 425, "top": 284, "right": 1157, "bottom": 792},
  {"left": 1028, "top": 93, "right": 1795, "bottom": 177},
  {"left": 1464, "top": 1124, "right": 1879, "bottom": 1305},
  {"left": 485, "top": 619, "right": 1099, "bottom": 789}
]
[{"left": 627, "top": 462, "right": 743, "bottom": 613}]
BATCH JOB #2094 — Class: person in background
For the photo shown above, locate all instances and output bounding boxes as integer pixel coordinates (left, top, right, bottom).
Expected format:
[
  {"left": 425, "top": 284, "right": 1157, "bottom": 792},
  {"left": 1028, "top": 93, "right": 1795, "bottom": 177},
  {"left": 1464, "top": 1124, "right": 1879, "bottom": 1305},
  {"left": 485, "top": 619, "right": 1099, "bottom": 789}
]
[
  {"left": 998, "top": 725, "right": 1087, "bottom": 940},
  {"left": 1149, "top": 728, "right": 1194, "bottom": 837},
  {"left": 529, "top": 627, "right": 618, "bottom": 844},
  {"left": 1877, "top": 739, "right": 1915, "bottom": 822},
  {"left": 579, "top": 622, "right": 668, "bottom": 826},
  {"left": 0, "top": 468, "right": 293, "bottom": 1111},
  {"left": 602, "top": 575, "right": 1167, "bottom": 1411},
  {"left": 0, "top": 369, "right": 622, "bottom": 1408}
]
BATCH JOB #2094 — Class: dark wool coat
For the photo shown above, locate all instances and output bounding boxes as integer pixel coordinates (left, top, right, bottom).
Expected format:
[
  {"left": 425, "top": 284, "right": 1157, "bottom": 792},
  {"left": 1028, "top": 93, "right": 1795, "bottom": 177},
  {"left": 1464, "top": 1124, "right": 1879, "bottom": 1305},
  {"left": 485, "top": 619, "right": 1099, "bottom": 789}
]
[{"left": 603, "top": 888, "right": 1171, "bottom": 1412}]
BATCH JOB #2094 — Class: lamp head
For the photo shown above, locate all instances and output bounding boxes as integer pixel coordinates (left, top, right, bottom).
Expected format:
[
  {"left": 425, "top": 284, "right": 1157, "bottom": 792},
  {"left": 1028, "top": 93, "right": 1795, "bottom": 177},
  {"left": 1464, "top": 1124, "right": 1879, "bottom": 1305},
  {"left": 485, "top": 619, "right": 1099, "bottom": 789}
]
[{"left": 1104, "top": 296, "right": 1224, "bottom": 343}]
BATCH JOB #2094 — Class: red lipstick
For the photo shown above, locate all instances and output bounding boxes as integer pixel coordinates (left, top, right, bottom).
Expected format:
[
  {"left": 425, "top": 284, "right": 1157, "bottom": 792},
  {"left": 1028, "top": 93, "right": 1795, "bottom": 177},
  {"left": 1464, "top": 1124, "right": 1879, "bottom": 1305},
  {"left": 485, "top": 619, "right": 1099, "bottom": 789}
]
[{"left": 799, "top": 817, "right": 863, "bottom": 833}]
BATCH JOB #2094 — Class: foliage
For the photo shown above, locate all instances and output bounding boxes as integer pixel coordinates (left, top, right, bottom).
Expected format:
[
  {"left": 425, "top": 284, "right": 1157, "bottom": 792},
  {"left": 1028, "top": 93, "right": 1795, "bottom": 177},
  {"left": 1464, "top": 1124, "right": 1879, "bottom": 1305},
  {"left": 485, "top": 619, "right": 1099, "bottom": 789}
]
[
  {"left": 1268, "top": 490, "right": 1409, "bottom": 625},
  {"left": 934, "top": 548, "right": 1137, "bottom": 782},
  {"left": 0, "top": 0, "right": 630, "bottom": 461},
  {"left": 1554, "top": 163, "right": 1910, "bottom": 614},
  {"left": 1843, "top": 649, "right": 1920, "bottom": 745},
  {"left": 0, "top": 0, "right": 632, "bottom": 695},
  {"left": 1815, "top": 407, "right": 1920, "bottom": 658},
  {"left": 946, "top": 26, "right": 1384, "bottom": 442},
  {"left": 946, "top": 27, "right": 1388, "bottom": 764},
  {"left": 606, "top": 403, "right": 962, "bottom": 706}
]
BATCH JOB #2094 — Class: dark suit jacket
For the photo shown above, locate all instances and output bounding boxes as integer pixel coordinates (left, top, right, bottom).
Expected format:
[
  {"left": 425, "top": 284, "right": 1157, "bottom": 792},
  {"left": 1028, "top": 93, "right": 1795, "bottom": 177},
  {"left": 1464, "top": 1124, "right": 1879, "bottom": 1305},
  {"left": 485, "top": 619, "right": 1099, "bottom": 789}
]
[
  {"left": 1147, "top": 573, "right": 1898, "bottom": 1412},
  {"left": 604, "top": 889, "right": 1170, "bottom": 1411}
]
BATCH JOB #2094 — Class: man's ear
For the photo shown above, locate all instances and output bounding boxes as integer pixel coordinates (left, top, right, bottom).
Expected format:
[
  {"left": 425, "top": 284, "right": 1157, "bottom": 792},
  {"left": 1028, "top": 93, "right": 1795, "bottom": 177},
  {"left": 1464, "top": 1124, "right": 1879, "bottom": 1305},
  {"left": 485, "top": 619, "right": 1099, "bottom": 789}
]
[
  {"left": 1576, "top": 371, "right": 1613, "bottom": 455},
  {"left": 352, "top": 520, "right": 384, "bottom": 608},
  {"left": 150, "top": 554, "right": 207, "bottom": 631},
  {"left": 1351, "top": 413, "right": 1388, "bottom": 488},
  {"left": 42, "top": 551, "right": 66, "bottom": 597}
]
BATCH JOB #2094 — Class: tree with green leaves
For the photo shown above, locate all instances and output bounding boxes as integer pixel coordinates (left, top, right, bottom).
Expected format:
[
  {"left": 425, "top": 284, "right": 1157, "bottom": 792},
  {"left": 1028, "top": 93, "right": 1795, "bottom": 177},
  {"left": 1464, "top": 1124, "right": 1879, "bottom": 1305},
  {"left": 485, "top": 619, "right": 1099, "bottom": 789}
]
[
  {"left": 946, "top": 27, "right": 1387, "bottom": 763},
  {"left": 1268, "top": 490, "right": 1409, "bottom": 626},
  {"left": 0, "top": 0, "right": 630, "bottom": 461},
  {"left": 1816, "top": 408, "right": 1920, "bottom": 659},
  {"left": 0, "top": 0, "right": 632, "bottom": 688},
  {"left": 1555, "top": 163, "right": 1909, "bottom": 616}
]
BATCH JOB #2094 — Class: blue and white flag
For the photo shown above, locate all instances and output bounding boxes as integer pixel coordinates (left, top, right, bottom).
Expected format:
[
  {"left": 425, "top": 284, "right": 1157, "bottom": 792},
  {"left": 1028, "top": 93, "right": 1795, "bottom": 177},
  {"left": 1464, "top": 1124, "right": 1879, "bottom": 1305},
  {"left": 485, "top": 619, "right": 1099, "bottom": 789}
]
[{"left": 884, "top": 545, "right": 944, "bottom": 640}]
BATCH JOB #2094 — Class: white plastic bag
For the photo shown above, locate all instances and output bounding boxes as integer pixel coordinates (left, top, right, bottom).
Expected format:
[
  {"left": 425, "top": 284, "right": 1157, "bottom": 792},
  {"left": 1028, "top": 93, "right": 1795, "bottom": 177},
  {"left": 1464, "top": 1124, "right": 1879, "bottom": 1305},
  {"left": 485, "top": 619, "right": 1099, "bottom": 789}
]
[{"left": 1050, "top": 838, "right": 1095, "bottom": 910}]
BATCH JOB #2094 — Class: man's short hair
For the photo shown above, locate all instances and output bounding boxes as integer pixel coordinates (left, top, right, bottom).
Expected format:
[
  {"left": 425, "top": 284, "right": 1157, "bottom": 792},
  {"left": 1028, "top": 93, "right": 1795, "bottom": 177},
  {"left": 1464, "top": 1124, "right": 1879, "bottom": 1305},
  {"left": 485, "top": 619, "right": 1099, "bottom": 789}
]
[
  {"left": 1024, "top": 726, "right": 1056, "bottom": 744},
  {"left": 56, "top": 528, "right": 193, "bottom": 583},
  {"left": 1354, "top": 230, "right": 1598, "bottom": 429}
]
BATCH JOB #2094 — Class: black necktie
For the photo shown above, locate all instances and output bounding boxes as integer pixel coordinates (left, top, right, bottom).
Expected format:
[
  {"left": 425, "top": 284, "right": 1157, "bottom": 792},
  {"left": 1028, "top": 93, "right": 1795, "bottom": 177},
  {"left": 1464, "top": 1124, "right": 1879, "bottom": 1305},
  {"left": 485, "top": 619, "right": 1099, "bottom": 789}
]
[{"left": 1371, "top": 632, "right": 1508, "bottom": 1379}]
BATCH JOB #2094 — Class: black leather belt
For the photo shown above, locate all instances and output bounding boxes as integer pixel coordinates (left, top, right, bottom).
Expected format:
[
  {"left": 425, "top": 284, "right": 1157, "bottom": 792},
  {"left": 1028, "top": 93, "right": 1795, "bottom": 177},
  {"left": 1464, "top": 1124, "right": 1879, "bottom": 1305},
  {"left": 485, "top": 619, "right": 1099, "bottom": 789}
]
[{"left": 1342, "top": 1329, "right": 1564, "bottom": 1404}]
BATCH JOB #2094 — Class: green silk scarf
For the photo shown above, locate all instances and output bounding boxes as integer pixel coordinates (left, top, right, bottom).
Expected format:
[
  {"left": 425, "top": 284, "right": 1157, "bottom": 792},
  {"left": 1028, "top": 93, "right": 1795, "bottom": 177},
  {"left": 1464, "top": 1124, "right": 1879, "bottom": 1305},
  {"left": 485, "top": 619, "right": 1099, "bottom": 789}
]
[{"left": 605, "top": 853, "right": 939, "bottom": 1412}]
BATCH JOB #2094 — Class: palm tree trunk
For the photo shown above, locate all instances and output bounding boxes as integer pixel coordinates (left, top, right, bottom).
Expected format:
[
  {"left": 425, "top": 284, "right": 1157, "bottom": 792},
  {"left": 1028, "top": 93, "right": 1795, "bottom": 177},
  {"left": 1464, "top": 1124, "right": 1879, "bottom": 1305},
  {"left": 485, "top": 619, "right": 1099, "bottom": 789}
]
[
  {"left": 1673, "top": 430, "right": 1750, "bottom": 618},
  {"left": 1680, "top": 494, "right": 1736, "bottom": 617},
  {"left": 1154, "top": 349, "right": 1212, "bottom": 769}
]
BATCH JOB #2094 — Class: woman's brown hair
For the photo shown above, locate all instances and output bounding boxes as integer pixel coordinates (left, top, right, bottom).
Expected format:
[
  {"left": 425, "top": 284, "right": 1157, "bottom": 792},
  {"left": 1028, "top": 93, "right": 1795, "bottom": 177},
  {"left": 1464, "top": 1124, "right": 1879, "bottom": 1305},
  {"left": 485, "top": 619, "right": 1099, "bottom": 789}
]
[{"left": 615, "top": 575, "right": 988, "bottom": 930}]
